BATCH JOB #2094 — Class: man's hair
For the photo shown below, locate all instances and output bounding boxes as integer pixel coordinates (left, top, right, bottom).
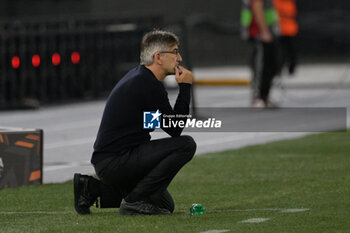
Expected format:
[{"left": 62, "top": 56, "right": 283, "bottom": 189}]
[{"left": 140, "top": 30, "right": 179, "bottom": 66}]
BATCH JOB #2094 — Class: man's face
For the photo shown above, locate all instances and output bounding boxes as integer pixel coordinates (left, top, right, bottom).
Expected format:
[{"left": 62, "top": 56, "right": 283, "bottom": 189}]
[{"left": 160, "top": 44, "right": 182, "bottom": 75}]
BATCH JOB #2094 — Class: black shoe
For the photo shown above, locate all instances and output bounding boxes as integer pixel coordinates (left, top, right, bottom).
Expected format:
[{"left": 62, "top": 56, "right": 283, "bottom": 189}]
[
  {"left": 119, "top": 199, "right": 171, "bottom": 216},
  {"left": 74, "top": 173, "right": 97, "bottom": 215}
]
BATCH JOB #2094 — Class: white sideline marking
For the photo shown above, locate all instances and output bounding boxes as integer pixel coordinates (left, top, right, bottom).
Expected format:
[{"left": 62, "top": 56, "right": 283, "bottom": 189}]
[
  {"left": 45, "top": 137, "right": 95, "bottom": 150},
  {"left": 239, "top": 218, "right": 270, "bottom": 223},
  {"left": 0, "top": 208, "right": 310, "bottom": 216},
  {"left": 280, "top": 208, "right": 309, "bottom": 213},
  {"left": 178, "top": 208, "right": 310, "bottom": 214},
  {"left": 44, "top": 161, "right": 91, "bottom": 172},
  {"left": 0, "top": 211, "right": 72, "bottom": 215},
  {"left": 44, "top": 119, "right": 99, "bottom": 132},
  {"left": 200, "top": 230, "right": 230, "bottom": 233},
  {"left": 209, "top": 208, "right": 279, "bottom": 213},
  {"left": 198, "top": 133, "right": 265, "bottom": 147}
]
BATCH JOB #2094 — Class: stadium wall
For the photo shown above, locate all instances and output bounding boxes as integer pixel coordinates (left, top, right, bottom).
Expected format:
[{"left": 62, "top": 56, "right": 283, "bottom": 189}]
[{"left": 1, "top": 0, "right": 349, "bottom": 66}]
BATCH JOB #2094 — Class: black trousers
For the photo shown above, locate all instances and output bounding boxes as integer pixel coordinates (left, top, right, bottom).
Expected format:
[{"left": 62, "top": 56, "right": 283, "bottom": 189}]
[
  {"left": 250, "top": 39, "right": 281, "bottom": 101},
  {"left": 92, "top": 135, "right": 196, "bottom": 212},
  {"left": 279, "top": 36, "right": 297, "bottom": 75}
]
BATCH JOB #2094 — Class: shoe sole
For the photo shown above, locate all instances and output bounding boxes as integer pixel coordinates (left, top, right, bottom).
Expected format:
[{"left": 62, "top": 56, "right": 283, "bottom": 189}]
[
  {"left": 119, "top": 202, "right": 139, "bottom": 215},
  {"left": 119, "top": 209, "right": 140, "bottom": 215},
  {"left": 73, "top": 173, "right": 80, "bottom": 214},
  {"left": 119, "top": 209, "right": 171, "bottom": 216},
  {"left": 119, "top": 201, "right": 171, "bottom": 216},
  {"left": 73, "top": 173, "right": 90, "bottom": 215}
]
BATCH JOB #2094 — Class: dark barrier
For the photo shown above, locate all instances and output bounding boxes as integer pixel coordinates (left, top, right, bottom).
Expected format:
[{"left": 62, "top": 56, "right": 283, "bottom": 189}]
[
  {"left": 0, "top": 16, "right": 162, "bottom": 109},
  {"left": 0, "top": 128, "right": 43, "bottom": 189}
]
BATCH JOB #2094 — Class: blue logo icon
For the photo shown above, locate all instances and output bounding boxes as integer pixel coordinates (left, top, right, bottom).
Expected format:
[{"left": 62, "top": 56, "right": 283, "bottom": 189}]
[{"left": 143, "top": 110, "right": 162, "bottom": 129}]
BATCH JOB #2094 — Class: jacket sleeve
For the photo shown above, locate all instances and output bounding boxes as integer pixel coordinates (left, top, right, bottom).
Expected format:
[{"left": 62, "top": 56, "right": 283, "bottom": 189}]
[{"left": 149, "top": 83, "right": 192, "bottom": 137}]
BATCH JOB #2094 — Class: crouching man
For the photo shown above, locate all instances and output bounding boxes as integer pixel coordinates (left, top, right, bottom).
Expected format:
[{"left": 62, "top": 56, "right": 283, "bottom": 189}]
[{"left": 74, "top": 30, "right": 196, "bottom": 215}]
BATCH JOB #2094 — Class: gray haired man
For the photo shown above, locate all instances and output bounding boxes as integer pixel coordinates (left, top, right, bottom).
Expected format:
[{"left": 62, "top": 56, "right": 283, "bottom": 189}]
[{"left": 74, "top": 30, "right": 196, "bottom": 215}]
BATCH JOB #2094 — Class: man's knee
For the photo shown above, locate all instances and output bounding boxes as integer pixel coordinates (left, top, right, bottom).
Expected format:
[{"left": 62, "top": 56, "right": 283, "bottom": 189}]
[{"left": 178, "top": 135, "right": 196, "bottom": 157}]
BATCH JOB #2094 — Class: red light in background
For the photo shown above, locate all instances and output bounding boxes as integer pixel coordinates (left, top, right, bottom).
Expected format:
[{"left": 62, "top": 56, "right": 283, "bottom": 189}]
[
  {"left": 52, "top": 53, "right": 61, "bottom": 66},
  {"left": 32, "top": 54, "right": 41, "bottom": 67},
  {"left": 71, "top": 52, "right": 80, "bottom": 64},
  {"left": 11, "top": 56, "right": 20, "bottom": 69}
]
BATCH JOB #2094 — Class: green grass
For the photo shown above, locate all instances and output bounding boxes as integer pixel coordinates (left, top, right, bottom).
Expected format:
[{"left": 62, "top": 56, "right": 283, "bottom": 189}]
[{"left": 0, "top": 131, "right": 350, "bottom": 233}]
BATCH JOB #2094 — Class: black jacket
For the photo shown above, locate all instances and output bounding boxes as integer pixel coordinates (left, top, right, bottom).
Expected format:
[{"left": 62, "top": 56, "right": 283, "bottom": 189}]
[{"left": 91, "top": 65, "right": 191, "bottom": 164}]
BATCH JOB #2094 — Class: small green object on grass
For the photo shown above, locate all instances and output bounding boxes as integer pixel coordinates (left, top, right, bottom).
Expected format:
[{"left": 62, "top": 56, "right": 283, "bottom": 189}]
[{"left": 190, "top": 203, "right": 205, "bottom": 215}]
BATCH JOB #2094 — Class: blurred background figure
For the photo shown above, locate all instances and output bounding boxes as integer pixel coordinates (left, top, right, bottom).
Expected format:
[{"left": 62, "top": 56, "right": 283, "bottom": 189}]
[
  {"left": 274, "top": 0, "right": 298, "bottom": 76},
  {"left": 241, "top": 0, "right": 281, "bottom": 108}
]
